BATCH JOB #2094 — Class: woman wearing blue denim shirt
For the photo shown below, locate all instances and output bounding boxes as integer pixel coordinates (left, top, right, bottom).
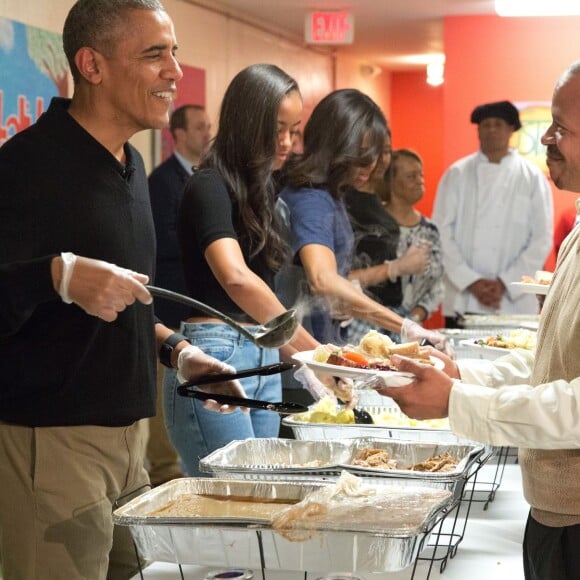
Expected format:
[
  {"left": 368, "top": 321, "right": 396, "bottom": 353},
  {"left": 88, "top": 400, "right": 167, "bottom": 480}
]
[{"left": 280, "top": 90, "right": 446, "bottom": 348}]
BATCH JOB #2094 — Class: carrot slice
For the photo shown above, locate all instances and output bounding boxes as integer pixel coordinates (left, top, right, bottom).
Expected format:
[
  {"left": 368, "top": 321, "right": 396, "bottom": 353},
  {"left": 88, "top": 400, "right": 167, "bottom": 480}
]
[{"left": 342, "top": 352, "right": 370, "bottom": 367}]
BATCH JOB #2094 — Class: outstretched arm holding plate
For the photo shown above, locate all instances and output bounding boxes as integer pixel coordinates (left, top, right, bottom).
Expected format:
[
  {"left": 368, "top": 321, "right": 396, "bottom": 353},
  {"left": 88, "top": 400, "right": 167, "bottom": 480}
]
[{"left": 375, "top": 348, "right": 580, "bottom": 449}]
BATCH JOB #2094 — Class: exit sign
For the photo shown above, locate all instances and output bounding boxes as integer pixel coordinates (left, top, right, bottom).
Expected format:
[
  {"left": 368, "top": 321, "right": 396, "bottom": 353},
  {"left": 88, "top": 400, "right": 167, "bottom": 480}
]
[{"left": 305, "top": 11, "right": 354, "bottom": 45}]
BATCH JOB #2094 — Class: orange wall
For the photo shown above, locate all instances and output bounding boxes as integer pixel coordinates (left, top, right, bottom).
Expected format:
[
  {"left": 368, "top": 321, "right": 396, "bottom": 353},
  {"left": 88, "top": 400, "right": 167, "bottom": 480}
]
[
  {"left": 443, "top": 14, "right": 580, "bottom": 168},
  {"left": 390, "top": 71, "right": 443, "bottom": 218},
  {"left": 389, "top": 71, "right": 445, "bottom": 327},
  {"left": 390, "top": 14, "right": 580, "bottom": 325},
  {"left": 391, "top": 14, "right": 580, "bottom": 273},
  {"left": 444, "top": 14, "right": 580, "bottom": 269}
]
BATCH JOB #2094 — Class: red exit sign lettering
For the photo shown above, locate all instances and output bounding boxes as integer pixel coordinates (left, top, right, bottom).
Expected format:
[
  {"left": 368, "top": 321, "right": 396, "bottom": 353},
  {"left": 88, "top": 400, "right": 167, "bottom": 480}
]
[{"left": 305, "top": 11, "right": 354, "bottom": 45}]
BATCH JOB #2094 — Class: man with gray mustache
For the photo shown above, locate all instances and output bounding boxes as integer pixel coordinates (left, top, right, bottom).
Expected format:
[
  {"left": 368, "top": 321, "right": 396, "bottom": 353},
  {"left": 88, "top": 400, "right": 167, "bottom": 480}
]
[{"left": 377, "top": 61, "right": 580, "bottom": 579}]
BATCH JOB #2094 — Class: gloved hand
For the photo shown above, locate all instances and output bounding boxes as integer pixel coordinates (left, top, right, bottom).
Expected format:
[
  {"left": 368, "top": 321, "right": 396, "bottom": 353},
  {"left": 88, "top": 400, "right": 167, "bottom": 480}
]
[
  {"left": 293, "top": 365, "right": 337, "bottom": 402},
  {"left": 56, "top": 253, "right": 152, "bottom": 322},
  {"left": 177, "top": 345, "right": 248, "bottom": 413},
  {"left": 400, "top": 318, "right": 453, "bottom": 356},
  {"left": 293, "top": 365, "right": 358, "bottom": 408},
  {"left": 387, "top": 244, "right": 430, "bottom": 282}
]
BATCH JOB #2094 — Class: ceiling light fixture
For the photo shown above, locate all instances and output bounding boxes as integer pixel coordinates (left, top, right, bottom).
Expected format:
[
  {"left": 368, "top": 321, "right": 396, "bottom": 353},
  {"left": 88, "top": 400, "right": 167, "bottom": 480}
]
[
  {"left": 495, "top": 0, "right": 580, "bottom": 16},
  {"left": 426, "top": 62, "right": 444, "bottom": 86},
  {"left": 426, "top": 56, "right": 445, "bottom": 87}
]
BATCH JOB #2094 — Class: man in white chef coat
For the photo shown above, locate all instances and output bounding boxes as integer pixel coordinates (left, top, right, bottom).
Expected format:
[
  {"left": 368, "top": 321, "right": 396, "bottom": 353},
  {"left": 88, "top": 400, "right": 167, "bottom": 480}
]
[{"left": 432, "top": 100, "right": 553, "bottom": 327}]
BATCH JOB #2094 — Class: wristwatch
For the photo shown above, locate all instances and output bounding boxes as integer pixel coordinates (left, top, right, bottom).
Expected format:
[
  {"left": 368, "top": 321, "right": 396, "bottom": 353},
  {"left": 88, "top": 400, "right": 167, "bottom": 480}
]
[{"left": 159, "top": 332, "right": 191, "bottom": 369}]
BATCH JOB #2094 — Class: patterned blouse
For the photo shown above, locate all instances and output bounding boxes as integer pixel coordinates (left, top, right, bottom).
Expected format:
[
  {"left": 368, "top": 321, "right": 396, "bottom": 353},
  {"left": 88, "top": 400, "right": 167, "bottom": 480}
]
[{"left": 397, "top": 216, "right": 444, "bottom": 316}]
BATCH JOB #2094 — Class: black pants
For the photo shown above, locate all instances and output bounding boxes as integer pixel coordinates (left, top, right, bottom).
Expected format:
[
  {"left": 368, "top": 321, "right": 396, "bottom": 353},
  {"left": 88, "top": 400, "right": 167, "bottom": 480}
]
[{"left": 523, "top": 511, "right": 580, "bottom": 579}]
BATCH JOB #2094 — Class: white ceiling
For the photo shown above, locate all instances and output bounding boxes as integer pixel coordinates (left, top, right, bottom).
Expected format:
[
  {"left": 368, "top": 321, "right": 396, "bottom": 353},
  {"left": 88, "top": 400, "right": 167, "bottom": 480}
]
[{"left": 187, "top": 0, "right": 497, "bottom": 69}]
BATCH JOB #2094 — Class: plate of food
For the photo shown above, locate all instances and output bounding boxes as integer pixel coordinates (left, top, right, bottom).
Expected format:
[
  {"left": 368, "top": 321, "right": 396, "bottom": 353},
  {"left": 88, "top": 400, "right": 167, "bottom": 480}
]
[
  {"left": 511, "top": 282, "right": 549, "bottom": 295},
  {"left": 511, "top": 270, "right": 553, "bottom": 295},
  {"left": 458, "top": 328, "right": 536, "bottom": 360},
  {"left": 293, "top": 330, "right": 444, "bottom": 387}
]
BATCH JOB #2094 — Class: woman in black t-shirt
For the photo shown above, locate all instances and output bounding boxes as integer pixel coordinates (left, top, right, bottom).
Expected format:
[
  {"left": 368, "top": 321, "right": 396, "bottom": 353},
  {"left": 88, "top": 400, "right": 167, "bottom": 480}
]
[{"left": 166, "top": 64, "right": 322, "bottom": 475}]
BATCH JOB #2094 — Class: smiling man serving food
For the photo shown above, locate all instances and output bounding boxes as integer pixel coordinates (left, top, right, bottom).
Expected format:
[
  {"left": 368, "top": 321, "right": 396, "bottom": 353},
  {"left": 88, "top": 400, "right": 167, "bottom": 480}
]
[{"left": 0, "top": 2, "right": 247, "bottom": 578}]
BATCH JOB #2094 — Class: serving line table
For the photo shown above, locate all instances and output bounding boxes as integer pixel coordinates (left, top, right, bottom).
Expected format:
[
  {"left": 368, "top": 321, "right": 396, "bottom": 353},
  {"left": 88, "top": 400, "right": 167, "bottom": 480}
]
[
  {"left": 129, "top": 461, "right": 528, "bottom": 580},
  {"left": 446, "top": 325, "right": 524, "bottom": 510},
  {"left": 400, "top": 444, "right": 515, "bottom": 576}
]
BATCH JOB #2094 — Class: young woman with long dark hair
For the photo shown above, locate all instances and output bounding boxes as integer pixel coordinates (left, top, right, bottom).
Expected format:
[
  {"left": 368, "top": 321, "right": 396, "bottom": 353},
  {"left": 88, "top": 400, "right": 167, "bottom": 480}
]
[{"left": 164, "top": 64, "right": 326, "bottom": 475}]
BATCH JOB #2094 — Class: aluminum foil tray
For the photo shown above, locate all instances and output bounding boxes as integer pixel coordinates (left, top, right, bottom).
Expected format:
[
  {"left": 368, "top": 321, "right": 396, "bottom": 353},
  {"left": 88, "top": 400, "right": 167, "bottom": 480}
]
[
  {"left": 113, "top": 477, "right": 452, "bottom": 572},
  {"left": 200, "top": 438, "right": 483, "bottom": 496},
  {"left": 458, "top": 314, "right": 539, "bottom": 330},
  {"left": 282, "top": 407, "right": 469, "bottom": 444},
  {"left": 114, "top": 478, "right": 323, "bottom": 526}
]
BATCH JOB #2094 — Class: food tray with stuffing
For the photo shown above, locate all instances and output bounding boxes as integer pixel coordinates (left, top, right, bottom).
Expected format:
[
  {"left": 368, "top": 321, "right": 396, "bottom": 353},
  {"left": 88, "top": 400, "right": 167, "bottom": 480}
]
[{"left": 200, "top": 437, "right": 484, "bottom": 498}]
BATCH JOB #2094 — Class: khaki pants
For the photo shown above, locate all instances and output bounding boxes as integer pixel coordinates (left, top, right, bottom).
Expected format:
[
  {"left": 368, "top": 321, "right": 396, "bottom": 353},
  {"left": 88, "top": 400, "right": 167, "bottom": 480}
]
[
  {"left": 0, "top": 422, "right": 149, "bottom": 580},
  {"left": 145, "top": 362, "right": 182, "bottom": 486}
]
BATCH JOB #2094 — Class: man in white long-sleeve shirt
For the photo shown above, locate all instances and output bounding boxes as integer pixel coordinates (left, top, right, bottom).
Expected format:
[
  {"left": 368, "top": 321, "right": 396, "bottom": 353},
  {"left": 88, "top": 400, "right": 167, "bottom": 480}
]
[
  {"left": 378, "top": 63, "right": 580, "bottom": 580},
  {"left": 432, "top": 100, "right": 553, "bottom": 326}
]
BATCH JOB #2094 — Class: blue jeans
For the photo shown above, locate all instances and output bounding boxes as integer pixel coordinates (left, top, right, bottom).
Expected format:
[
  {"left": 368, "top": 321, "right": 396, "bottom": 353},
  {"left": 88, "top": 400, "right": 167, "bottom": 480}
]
[{"left": 163, "top": 322, "right": 281, "bottom": 476}]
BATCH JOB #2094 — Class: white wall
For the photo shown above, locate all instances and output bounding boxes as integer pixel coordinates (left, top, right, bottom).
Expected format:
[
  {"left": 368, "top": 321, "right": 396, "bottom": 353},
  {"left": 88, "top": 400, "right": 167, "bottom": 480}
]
[{"left": 163, "top": 0, "right": 334, "bottom": 131}]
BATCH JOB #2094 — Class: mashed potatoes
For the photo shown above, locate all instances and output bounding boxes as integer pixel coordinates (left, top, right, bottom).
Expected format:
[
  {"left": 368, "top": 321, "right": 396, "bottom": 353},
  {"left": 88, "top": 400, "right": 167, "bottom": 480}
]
[{"left": 293, "top": 397, "right": 449, "bottom": 430}]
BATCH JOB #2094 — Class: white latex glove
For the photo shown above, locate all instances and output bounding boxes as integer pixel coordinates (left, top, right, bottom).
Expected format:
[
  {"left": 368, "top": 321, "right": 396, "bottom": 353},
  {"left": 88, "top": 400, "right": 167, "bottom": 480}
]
[
  {"left": 56, "top": 253, "right": 152, "bottom": 322},
  {"left": 400, "top": 318, "right": 453, "bottom": 356},
  {"left": 177, "top": 345, "right": 248, "bottom": 414},
  {"left": 387, "top": 244, "right": 430, "bottom": 281},
  {"left": 293, "top": 366, "right": 357, "bottom": 408},
  {"left": 328, "top": 376, "right": 357, "bottom": 407},
  {"left": 293, "top": 365, "right": 336, "bottom": 402}
]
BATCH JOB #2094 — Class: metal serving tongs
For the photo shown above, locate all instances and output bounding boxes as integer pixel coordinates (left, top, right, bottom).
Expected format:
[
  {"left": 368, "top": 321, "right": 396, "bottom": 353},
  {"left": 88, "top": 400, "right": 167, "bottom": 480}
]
[{"left": 176, "top": 362, "right": 307, "bottom": 415}]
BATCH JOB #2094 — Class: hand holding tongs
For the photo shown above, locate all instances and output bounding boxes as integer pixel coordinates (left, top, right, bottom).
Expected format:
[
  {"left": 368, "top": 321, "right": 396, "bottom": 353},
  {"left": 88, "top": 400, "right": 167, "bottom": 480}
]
[{"left": 176, "top": 362, "right": 307, "bottom": 415}]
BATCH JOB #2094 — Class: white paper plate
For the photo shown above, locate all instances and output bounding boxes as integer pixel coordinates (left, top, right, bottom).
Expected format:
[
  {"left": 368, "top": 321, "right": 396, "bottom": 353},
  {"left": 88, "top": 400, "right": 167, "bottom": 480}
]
[
  {"left": 292, "top": 350, "right": 444, "bottom": 387},
  {"left": 510, "top": 281, "right": 549, "bottom": 295},
  {"left": 457, "top": 338, "right": 526, "bottom": 361},
  {"left": 458, "top": 339, "right": 510, "bottom": 353}
]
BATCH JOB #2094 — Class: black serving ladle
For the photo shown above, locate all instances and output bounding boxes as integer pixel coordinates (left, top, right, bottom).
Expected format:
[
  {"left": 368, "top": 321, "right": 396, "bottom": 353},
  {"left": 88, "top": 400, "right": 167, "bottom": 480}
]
[
  {"left": 146, "top": 286, "right": 298, "bottom": 349},
  {"left": 351, "top": 406, "right": 374, "bottom": 424},
  {"left": 345, "top": 401, "right": 374, "bottom": 424}
]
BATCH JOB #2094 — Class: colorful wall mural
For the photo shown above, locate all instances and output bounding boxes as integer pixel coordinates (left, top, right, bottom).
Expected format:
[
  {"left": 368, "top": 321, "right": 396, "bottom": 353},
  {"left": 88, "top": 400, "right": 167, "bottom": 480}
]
[{"left": 0, "top": 17, "right": 67, "bottom": 145}]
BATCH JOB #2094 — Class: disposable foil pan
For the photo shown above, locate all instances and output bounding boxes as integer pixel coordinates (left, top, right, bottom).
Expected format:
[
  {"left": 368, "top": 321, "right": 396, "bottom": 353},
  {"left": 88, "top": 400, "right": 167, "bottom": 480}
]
[
  {"left": 199, "top": 437, "right": 483, "bottom": 500},
  {"left": 113, "top": 477, "right": 452, "bottom": 572},
  {"left": 458, "top": 314, "right": 539, "bottom": 330},
  {"left": 282, "top": 409, "right": 468, "bottom": 444}
]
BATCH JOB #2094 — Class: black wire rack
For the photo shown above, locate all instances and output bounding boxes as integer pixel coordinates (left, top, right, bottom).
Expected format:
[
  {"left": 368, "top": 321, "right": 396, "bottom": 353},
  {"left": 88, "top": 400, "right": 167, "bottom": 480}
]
[{"left": 121, "top": 446, "right": 514, "bottom": 580}]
